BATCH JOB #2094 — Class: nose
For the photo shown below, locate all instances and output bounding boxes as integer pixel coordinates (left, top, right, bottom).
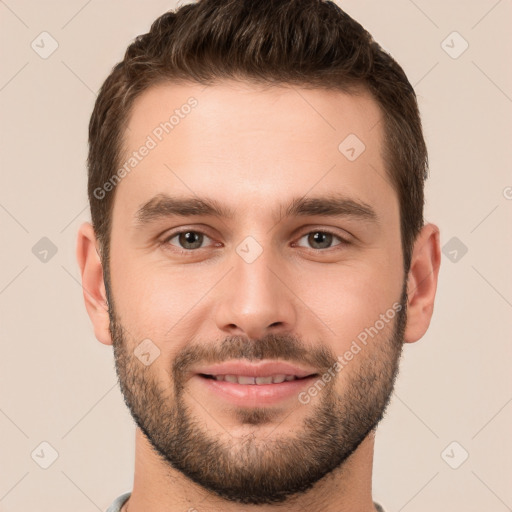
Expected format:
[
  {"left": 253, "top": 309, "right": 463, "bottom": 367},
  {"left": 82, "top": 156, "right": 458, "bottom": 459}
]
[{"left": 213, "top": 244, "right": 297, "bottom": 340}]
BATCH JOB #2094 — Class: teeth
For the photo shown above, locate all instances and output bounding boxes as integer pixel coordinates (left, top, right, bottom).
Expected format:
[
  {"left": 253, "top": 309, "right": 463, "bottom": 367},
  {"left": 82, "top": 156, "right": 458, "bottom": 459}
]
[
  {"left": 255, "top": 376, "right": 273, "bottom": 385},
  {"left": 211, "top": 374, "right": 299, "bottom": 384},
  {"left": 238, "top": 376, "right": 256, "bottom": 385}
]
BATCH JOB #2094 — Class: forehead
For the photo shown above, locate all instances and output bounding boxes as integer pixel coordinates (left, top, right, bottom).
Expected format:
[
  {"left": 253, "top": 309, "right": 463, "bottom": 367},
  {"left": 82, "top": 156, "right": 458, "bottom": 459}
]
[
  {"left": 113, "top": 80, "right": 394, "bottom": 224},
  {"left": 123, "top": 80, "right": 383, "bottom": 153}
]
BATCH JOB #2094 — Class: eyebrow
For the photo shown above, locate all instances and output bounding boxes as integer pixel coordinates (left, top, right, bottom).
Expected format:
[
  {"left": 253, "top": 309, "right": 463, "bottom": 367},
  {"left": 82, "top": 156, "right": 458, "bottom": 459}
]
[{"left": 134, "top": 193, "right": 378, "bottom": 227}]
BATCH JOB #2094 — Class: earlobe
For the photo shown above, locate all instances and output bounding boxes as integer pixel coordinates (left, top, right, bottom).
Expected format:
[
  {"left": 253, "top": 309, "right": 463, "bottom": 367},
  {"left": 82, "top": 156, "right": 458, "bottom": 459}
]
[
  {"left": 403, "top": 223, "right": 441, "bottom": 343},
  {"left": 76, "top": 222, "right": 113, "bottom": 345}
]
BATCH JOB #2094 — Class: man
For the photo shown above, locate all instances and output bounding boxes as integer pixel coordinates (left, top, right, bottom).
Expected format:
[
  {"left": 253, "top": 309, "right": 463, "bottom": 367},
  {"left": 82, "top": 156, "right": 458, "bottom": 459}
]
[{"left": 76, "top": 0, "right": 440, "bottom": 510}]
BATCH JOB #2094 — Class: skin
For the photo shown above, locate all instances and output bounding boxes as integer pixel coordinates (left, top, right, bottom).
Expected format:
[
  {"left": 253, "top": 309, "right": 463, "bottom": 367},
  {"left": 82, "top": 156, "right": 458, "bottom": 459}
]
[{"left": 77, "top": 80, "right": 440, "bottom": 512}]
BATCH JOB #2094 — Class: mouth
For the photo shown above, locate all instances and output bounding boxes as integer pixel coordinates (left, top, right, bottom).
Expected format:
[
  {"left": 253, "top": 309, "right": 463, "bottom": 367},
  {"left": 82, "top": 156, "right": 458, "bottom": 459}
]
[
  {"left": 192, "top": 360, "right": 320, "bottom": 406},
  {"left": 194, "top": 359, "right": 319, "bottom": 381},
  {"left": 199, "top": 373, "right": 317, "bottom": 384}
]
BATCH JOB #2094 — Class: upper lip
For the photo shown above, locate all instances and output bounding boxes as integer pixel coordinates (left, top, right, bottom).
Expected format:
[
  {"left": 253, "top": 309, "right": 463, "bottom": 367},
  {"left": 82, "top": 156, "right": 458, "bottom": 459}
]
[{"left": 195, "top": 360, "right": 319, "bottom": 378}]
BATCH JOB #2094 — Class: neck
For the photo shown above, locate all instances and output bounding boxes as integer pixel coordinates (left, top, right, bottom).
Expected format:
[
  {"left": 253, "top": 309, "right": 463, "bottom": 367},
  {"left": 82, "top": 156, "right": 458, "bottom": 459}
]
[{"left": 124, "top": 428, "right": 379, "bottom": 512}]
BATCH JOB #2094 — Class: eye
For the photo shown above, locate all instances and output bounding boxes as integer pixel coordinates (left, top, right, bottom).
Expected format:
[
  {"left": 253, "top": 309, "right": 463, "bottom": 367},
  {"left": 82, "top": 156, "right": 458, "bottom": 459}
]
[
  {"left": 163, "top": 230, "right": 214, "bottom": 251},
  {"left": 161, "top": 228, "right": 351, "bottom": 255},
  {"left": 294, "top": 230, "right": 349, "bottom": 250}
]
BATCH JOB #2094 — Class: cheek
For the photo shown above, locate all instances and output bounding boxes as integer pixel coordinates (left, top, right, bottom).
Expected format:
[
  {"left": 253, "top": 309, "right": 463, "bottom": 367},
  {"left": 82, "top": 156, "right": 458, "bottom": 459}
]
[
  {"left": 293, "top": 258, "right": 403, "bottom": 350},
  {"left": 109, "top": 248, "right": 186, "bottom": 342},
  {"left": 111, "top": 277, "right": 192, "bottom": 384},
  {"left": 116, "top": 272, "right": 195, "bottom": 336}
]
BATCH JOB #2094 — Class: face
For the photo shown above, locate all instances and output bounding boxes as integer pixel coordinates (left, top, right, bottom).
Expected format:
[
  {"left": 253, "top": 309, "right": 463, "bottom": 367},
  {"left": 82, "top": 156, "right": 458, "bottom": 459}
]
[{"left": 107, "top": 81, "right": 406, "bottom": 504}]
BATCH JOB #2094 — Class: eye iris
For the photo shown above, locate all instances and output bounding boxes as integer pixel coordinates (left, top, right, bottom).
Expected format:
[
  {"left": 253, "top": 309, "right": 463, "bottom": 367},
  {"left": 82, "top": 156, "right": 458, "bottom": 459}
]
[
  {"left": 309, "top": 232, "right": 332, "bottom": 249},
  {"left": 179, "top": 231, "right": 203, "bottom": 249}
]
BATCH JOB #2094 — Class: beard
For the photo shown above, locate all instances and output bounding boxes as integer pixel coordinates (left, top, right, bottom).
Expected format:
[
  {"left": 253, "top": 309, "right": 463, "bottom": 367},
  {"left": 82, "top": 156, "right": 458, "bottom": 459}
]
[{"left": 108, "top": 281, "right": 407, "bottom": 505}]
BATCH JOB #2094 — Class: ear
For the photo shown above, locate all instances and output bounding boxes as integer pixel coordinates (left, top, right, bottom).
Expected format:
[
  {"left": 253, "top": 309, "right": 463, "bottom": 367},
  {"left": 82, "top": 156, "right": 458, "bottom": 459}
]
[
  {"left": 404, "top": 223, "right": 441, "bottom": 343},
  {"left": 76, "top": 222, "right": 113, "bottom": 345}
]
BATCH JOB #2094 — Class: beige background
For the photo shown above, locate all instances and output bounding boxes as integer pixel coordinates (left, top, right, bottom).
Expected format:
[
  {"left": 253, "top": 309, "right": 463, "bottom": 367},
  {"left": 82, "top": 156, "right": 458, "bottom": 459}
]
[{"left": 1, "top": 0, "right": 511, "bottom": 510}]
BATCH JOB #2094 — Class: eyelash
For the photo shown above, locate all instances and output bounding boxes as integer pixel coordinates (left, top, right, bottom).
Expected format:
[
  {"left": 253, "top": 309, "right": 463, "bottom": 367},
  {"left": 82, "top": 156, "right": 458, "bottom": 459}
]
[{"left": 160, "top": 228, "right": 351, "bottom": 256}]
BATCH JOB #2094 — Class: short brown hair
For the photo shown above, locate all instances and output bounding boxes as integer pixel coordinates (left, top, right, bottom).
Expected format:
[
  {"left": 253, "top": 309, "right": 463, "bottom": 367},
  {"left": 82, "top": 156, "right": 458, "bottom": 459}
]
[{"left": 88, "top": 0, "right": 428, "bottom": 281}]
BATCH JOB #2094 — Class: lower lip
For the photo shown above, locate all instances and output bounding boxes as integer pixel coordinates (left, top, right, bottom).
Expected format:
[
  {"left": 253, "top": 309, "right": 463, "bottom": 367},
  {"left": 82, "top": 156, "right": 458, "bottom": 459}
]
[{"left": 195, "top": 375, "right": 318, "bottom": 407}]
